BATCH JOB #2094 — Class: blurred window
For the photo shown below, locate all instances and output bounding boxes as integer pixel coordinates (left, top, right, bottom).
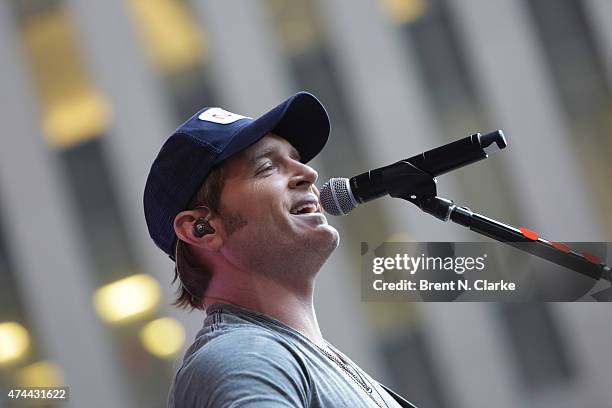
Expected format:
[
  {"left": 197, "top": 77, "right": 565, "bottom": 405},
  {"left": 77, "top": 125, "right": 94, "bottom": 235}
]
[
  {"left": 389, "top": 0, "right": 522, "bottom": 225},
  {"left": 524, "top": 0, "right": 612, "bottom": 235},
  {"left": 8, "top": 0, "right": 187, "bottom": 404},
  {"left": 128, "top": 0, "right": 219, "bottom": 120},
  {"left": 0, "top": 194, "right": 60, "bottom": 389},
  {"left": 381, "top": 326, "right": 450, "bottom": 408},
  {"left": 496, "top": 304, "right": 574, "bottom": 392}
]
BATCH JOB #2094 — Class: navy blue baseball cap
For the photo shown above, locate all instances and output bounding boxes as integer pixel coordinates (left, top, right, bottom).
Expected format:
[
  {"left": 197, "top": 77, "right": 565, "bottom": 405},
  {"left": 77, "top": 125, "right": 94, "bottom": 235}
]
[{"left": 144, "top": 91, "right": 330, "bottom": 258}]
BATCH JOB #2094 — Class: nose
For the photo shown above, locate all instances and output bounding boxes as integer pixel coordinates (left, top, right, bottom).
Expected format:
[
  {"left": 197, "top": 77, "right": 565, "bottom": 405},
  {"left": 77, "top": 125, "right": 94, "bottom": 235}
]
[{"left": 289, "top": 161, "right": 318, "bottom": 189}]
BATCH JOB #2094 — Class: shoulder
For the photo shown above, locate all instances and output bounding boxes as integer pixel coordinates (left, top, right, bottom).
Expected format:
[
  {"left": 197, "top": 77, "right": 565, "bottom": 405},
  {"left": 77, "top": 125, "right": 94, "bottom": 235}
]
[
  {"left": 187, "top": 326, "right": 303, "bottom": 371},
  {"left": 171, "top": 326, "right": 311, "bottom": 407}
]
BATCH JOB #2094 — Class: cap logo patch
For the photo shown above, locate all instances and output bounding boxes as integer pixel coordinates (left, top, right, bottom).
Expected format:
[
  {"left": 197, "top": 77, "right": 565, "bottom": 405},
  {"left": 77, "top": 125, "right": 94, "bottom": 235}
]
[{"left": 198, "top": 108, "right": 251, "bottom": 124}]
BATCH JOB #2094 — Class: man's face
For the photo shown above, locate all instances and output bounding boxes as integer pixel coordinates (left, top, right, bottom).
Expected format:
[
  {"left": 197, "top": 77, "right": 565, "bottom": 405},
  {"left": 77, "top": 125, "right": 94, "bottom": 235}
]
[{"left": 215, "top": 133, "right": 339, "bottom": 278}]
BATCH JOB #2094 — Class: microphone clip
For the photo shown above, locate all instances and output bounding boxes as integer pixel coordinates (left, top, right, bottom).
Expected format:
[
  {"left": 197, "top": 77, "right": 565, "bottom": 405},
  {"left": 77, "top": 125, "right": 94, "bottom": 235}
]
[{"left": 377, "top": 160, "right": 452, "bottom": 220}]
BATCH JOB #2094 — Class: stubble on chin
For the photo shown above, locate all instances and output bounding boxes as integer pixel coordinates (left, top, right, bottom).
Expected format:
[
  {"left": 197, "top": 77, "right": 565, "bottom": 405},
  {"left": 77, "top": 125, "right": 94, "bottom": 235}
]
[{"left": 223, "top": 213, "right": 340, "bottom": 285}]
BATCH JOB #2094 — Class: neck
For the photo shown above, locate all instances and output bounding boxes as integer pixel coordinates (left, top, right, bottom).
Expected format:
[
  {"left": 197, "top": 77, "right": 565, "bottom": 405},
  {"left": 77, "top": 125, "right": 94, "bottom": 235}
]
[{"left": 203, "top": 266, "right": 326, "bottom": 348}]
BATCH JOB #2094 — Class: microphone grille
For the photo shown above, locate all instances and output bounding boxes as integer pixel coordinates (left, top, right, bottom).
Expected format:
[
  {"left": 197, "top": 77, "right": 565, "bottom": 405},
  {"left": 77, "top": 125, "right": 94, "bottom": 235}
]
[{"left": 320, "top": 178, "right": 358, "bottom": 216}]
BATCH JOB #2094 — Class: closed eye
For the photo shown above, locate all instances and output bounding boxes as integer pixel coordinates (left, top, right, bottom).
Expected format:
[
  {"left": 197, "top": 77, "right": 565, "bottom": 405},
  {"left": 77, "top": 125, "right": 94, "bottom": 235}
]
[{"left": 255, "top": 164, "right": 275, "bottom": 176}]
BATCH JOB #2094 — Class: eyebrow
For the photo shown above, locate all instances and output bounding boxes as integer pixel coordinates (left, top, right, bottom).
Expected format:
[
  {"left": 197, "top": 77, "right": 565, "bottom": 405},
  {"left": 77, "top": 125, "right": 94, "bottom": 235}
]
[{"left": 249, "top": 145, "right": 301, "bottom": 164}]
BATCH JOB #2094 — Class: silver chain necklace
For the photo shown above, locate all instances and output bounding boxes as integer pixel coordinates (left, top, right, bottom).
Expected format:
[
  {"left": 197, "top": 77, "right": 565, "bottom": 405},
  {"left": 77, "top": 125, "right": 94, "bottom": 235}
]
[{"left": 315, "top": 343, "right": 389, "bottom": 408}]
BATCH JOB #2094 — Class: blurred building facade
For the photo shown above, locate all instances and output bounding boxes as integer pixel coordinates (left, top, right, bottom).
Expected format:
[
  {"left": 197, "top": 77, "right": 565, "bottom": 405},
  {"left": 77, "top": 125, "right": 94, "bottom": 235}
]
[{"left": 0, "top": 0, "right": 611, "bottom": 407}]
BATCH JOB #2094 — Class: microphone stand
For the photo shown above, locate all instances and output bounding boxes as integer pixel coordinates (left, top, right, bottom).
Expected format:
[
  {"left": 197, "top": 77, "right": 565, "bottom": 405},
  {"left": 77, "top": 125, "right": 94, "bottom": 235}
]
[{"left": 383, "top": 161, "right": 611, "bottom": 282}]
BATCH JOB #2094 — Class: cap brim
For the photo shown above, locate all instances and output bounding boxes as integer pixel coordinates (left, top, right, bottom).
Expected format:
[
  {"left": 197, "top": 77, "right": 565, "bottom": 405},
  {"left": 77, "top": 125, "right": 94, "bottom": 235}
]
[{"left": 216, "top": 91, "right": 330, "bottom": 164}]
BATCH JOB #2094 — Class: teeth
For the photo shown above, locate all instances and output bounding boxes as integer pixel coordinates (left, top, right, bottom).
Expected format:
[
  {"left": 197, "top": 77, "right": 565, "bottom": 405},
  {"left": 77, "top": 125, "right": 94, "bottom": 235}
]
[{"left": 291, "top": 203, "right": 318, "bottom": 215}]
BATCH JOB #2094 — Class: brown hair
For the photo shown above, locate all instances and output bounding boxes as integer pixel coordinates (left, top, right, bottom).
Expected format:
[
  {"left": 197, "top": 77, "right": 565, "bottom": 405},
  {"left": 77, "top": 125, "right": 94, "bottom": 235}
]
[{"left": 172, "top": 164, "right": 226, "bottom": 310}]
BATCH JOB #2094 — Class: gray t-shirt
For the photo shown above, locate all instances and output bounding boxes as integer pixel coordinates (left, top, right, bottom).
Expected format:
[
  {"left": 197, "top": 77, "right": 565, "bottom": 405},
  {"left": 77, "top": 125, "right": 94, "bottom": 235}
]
[{"left": 168, "top": 303, "right": 412, "bottom": 407}]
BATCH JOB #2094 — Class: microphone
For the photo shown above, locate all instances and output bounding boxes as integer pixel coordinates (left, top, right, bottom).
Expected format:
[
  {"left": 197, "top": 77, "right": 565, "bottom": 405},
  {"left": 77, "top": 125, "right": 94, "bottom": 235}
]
[{"left": 320, "top": 130, "right": 507, "bottom": 216}]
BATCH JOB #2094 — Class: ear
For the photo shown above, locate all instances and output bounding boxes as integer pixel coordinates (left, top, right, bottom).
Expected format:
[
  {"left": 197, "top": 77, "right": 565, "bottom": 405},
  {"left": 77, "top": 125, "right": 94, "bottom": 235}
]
[{"left": 174, "top": 208, "right": 224, "bottom": 252}]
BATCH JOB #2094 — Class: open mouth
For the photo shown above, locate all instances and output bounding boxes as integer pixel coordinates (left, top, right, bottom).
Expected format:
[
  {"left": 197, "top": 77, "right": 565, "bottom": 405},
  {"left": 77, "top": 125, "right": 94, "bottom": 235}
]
[{"left": 290, "top": 202, "right": 320, "bottom": 215}]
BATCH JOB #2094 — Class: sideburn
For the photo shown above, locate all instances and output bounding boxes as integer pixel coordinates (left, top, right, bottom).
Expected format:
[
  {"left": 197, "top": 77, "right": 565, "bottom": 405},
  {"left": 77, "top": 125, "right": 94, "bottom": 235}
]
[{"left": 221, "top": 211, "right": 248, "bottom": 236}]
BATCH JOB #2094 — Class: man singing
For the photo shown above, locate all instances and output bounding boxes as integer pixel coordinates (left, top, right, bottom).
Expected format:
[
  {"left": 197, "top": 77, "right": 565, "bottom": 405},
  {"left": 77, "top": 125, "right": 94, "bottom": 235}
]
[{"left": 144, "top": 92, "right": 416, "bottom": 407}]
